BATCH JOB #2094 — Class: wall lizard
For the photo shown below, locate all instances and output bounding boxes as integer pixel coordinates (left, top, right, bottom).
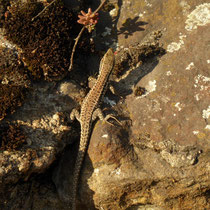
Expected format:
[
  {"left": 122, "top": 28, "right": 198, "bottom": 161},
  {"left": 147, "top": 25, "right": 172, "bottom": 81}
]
[{"left": 70, "top": 48, "right": 115, "bottom": 210}]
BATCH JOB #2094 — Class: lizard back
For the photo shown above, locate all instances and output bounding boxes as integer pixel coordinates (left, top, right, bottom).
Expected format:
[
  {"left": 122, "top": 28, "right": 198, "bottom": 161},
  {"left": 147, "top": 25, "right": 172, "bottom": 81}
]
[{"left": 71, "top": 48, "right": 115, "bottom": 210}]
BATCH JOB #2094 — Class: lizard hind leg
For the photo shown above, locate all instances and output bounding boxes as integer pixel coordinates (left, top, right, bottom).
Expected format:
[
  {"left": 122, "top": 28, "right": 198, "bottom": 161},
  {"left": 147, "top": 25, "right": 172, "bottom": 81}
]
[
  {"left": 92, "top": 108, "right": 104, "bottom": 121},
  {"left": 104, "top": 114, "right": 122, "bottom": 126},
  {"left": 70, "top": 108, "right": 81, "bottom": 123},
  {"left": 92, "top": 108, "right": 122, "bottom": 126}
]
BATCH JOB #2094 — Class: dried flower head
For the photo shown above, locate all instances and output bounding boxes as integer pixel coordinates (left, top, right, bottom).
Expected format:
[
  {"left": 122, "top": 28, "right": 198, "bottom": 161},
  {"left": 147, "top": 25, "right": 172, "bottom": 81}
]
[{"left": 77, "top": 8, "right": 99, "bottom": 32}]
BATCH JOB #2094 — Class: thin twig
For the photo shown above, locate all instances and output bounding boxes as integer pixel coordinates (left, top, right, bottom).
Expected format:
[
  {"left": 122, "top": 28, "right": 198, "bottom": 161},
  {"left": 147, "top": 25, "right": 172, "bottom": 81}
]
[
  {"left": 32, "top": 0, "right": 57, "bottom": 21},
  {"left": 93, "top": 0, "right": 107, "bottom": 14},
  {"left": 68, "top": 0, "right": 107, "bottom": 71},
  {"left": 68, "top": 26, "right": 85, "bottom": 71}
]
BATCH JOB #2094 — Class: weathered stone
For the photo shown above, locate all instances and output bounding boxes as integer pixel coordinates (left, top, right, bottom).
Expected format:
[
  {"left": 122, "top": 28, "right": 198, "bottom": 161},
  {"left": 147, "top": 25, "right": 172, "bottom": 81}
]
[
  {"left": 58, "top": 0, "right": 209, "bottom": 209},
  {"left": 0, "top": 80, "right": 80, "bottom": 185},
  {"left": 1, "top": 0, "right": 210, "bottom": 209}
]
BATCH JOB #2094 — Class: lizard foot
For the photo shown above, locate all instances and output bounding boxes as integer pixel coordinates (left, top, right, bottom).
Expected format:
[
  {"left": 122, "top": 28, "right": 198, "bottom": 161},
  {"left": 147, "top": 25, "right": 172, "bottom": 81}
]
[
  {"left": 104, "top": 114, "right": 122, "bottom": 126},
  {"left": 70, "top": 108, "right": 80, "bottom": 123}
]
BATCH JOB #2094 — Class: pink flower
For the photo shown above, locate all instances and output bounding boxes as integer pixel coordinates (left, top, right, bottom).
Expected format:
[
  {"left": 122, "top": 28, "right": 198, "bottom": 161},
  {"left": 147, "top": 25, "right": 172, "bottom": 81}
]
[{"left": 77, "top": 8, "right": 99, "bottom": 31}]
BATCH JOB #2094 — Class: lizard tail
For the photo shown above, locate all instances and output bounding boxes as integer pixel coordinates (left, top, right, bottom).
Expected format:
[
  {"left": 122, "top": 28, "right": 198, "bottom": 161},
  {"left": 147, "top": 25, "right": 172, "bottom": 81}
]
[{"left": 71, "top": 149, "right": 86, "bottom": 210}]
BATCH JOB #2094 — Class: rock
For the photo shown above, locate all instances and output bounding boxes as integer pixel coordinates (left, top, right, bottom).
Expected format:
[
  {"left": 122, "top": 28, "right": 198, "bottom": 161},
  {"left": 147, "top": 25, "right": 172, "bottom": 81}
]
[
  {"left": 53, "top": 0, "right": 209, "bottom": 209},
  {"left": 0, "top": 80, "right": 78, "bottom": 184},
  {"left": 1, "top": 0, "right": 210, "bottom": 209}
]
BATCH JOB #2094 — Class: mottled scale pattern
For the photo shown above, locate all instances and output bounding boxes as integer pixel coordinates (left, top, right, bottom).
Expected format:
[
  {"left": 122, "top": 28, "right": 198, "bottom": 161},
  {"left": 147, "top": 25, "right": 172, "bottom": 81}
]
[{"left": 71, "top": 48, "right": 115, "bottom": 210}]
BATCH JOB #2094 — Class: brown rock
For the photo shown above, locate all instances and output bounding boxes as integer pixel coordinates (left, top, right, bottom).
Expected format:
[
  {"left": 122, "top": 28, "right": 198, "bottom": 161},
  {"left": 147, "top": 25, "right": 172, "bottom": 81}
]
[
  {"left": 1, "top": 0, "right": 210, "bottom": 209},
  {"left": 63, "top": 0, "right": 209, "bottom": 209}
]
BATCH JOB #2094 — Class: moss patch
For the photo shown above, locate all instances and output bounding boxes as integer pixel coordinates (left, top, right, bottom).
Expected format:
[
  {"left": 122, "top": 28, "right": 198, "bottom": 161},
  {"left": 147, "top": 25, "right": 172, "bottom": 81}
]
[
  {"left": 0, "top": 84, "right": 26, "bottom": 120},
  {"left": 0, "top": 46, "right": 30, "bottom": 86},
  {"left": 2, "top": 0, "right": 84, "bottom": 81},
  {"left": 0, "top": 46, "right": 30, "bottom": 120},
  {"left": 0, "top": 123, "right": 26, "bottom": 151}
]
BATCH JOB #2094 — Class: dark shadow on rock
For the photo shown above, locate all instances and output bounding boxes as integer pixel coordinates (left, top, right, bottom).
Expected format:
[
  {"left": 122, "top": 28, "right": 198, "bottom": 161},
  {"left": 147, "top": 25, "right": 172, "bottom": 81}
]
[
  {"left": 52, "top": 131, "right": 95, "bottom": 209},
  {"left": 90, "top": 0, "right": 115, "bottom": 51},
  {"left": 112, "top": 59, "right": 159, "bottom": 97},
  {"left": 117, "top": 17, "right": 148, "bottom": 38},
  {"left": 0, "top": 78, "right": 83, "bottom": 207},
  {"left": 114, "top": 0, "right": 123, "bottom": 24},
  {"left": 0, "top": 154, "right": 68, "bottom": 210},
  {"left": 120, "top": 58, "right": 159, "bottom": 91},
  {"left": 113, "top": 44, "right": 166, "bottom": 97},
  {"left": 0, "top": 113, "right": 92, "bottom": 209}
]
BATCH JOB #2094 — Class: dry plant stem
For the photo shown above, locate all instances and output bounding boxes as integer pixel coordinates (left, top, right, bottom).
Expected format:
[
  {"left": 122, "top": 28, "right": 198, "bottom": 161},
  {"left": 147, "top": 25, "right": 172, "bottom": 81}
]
[
  {"left": 68, "top": 0, "right": 107, "bottom": 71},
  {"left": 68, "top": 26, "right": 85, "bottom": 71},
  {"left": 32, "top": 0, "right": 57, "bottom": 21},
  {"left": 93, "top": 0, "right": 107, "bottom": 14}
]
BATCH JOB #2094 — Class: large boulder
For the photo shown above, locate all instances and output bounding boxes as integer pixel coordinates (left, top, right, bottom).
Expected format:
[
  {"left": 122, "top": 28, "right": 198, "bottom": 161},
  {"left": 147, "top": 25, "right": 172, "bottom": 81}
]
[
  {"left": 0, "top": 0, "right": 209, "bottom": 209},
  {"left": 54, "top": 1, "right": 210, "bottom": 209}
]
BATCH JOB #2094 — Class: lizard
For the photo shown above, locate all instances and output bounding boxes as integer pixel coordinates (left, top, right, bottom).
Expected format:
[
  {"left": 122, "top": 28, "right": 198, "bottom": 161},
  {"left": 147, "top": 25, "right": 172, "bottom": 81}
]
[{"left": 70, "top": 48, "right": 115, "bottom": 210}]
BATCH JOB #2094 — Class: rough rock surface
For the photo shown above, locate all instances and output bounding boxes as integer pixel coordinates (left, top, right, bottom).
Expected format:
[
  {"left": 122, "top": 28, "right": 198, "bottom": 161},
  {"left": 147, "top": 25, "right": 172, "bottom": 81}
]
[
  {"left": 0, "top": 0, "right": 210, "bottom": 210},
  {"left": 54, "top": 0, "right": 210, "bottom": 209}
]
